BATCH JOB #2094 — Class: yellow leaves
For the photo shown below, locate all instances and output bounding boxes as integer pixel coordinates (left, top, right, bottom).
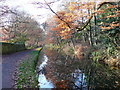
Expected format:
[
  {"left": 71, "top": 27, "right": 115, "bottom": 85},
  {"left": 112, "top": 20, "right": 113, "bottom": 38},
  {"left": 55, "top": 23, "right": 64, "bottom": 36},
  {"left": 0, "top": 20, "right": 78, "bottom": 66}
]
[
  {"left": 70, "top": 2, "right": 77, "bottom": 5},
  {"left": 60, "top": 29, "right": 71, "bottom": 34},
  {"left": 102, "top": 29, "right": 105, "bottom": 31},
  {"left": 68, "top": 6, "right": 75, "bottom": 11},
  {"left": 61, "top": 25, "right": 69, "bottom": 29},
  {"left": 60, "top": 29, "right": 72, "bottom": 39},
  {"left": 68, "top": 2, "right": 79, "bottom": 11},
  {"left": 60, "top": 30, "right": 71, "bottom": 37}
]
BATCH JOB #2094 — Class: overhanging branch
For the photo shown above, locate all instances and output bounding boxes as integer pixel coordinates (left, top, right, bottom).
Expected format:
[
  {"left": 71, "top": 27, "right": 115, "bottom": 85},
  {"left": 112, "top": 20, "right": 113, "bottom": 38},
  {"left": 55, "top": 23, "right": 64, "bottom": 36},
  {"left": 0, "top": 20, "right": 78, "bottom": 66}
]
[
  {"left": 44, "top": 0, "right": 71, "bottom": 28},
  {"left": 76, "top": 2, "right": 117, "bottom": 32},
  {"left": 44, "top": 0, "right": 117, "bottom": 32}
]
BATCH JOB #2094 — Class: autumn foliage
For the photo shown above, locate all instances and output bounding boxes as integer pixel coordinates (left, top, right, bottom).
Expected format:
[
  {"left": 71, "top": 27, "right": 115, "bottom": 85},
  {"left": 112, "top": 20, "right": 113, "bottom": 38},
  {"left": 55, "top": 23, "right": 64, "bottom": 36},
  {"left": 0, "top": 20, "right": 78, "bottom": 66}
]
[{"left": 48, "top": 1, "right": 119, "bottom": 40}]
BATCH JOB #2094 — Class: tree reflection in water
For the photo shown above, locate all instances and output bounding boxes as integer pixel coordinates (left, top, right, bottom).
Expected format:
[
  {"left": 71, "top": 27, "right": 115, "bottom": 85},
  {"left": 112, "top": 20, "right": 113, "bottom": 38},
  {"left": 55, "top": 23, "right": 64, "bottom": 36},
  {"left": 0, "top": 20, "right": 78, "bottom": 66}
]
[{"left": 38, "top": 48, "right": 120, "bottom": 89}]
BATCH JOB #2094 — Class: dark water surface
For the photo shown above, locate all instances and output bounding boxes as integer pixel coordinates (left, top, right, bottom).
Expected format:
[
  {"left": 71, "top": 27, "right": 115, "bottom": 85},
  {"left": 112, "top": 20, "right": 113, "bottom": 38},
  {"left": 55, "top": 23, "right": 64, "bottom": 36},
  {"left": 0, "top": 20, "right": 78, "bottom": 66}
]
[{"left": 37, "top": 49, "right": 120, "bottom": 89}]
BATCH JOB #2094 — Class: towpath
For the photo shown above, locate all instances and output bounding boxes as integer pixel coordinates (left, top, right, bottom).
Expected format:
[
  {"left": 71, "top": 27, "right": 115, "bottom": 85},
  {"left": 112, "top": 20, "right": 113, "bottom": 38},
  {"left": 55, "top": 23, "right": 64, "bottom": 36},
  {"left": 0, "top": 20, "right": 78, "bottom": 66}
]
[{"left": 2, "top": 49, "right": 33, "bottom": 89}]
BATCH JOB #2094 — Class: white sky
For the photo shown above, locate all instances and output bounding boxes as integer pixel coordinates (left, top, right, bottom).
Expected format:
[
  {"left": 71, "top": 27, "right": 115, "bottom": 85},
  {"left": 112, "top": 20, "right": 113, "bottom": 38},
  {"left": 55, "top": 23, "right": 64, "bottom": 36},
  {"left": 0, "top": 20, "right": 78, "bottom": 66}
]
[
  {"left": 2, "top": 0, "right": 119, "bottom": 24},
  {"left": 3, "top": 0, "right": 64, "bottom": 24}
]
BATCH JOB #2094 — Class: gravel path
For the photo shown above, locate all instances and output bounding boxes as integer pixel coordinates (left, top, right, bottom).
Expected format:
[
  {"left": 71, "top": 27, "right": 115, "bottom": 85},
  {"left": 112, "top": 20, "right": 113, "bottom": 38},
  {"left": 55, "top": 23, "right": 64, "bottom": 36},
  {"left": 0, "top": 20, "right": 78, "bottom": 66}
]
[{"left": 2, "top": 49, "right": 33, "bottom": 89}]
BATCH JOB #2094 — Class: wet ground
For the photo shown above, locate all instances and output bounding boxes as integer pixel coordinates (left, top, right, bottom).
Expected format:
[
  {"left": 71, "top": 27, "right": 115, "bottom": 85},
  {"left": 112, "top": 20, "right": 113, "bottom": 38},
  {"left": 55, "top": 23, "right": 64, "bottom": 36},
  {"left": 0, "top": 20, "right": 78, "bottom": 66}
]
[{"left": 2, "top": 49, "right": 33, "bottom": 88}]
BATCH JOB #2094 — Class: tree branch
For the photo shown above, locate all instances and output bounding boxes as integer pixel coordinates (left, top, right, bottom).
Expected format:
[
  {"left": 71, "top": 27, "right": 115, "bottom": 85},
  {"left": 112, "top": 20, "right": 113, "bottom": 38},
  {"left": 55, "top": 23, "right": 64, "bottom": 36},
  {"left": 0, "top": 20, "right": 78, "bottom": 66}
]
[
  {"left": 44, "top": 0, "right": 71, "bottom": 28},
  {"left": 76, "top": 2, "right": 117, "bottom": 32},
  {"left": 76, "top": 2, "right": 115, "bottom": 32},
  {"left": 45, "top": 0, "right": 117, "bottom": 33}
]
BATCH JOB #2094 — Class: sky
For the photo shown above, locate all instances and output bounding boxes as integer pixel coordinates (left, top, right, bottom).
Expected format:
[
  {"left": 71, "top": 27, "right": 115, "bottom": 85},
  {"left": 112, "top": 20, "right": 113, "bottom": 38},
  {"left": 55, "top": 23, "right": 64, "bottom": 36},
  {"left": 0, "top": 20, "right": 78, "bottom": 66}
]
[
  {"left": 3, "top": 0, "right": 65, "bottom": 24},
  {"left": 2, "top": 0, "right": 119, "bottom": 24}
]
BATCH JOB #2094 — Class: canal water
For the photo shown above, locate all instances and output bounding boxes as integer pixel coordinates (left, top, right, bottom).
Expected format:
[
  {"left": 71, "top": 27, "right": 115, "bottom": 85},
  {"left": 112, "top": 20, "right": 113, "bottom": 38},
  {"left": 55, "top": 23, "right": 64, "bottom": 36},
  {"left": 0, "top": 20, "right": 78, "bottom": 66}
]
[{"left": 36, "top": 49, "right": 120, "bottom": 89}]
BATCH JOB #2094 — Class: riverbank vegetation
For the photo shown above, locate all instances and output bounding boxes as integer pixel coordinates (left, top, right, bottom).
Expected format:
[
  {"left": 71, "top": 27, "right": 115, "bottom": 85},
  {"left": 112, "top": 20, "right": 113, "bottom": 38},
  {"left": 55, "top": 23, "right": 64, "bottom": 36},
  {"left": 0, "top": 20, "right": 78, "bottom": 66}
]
[{"left": 13, "top": 48, "right": 42, "bottom": 88}]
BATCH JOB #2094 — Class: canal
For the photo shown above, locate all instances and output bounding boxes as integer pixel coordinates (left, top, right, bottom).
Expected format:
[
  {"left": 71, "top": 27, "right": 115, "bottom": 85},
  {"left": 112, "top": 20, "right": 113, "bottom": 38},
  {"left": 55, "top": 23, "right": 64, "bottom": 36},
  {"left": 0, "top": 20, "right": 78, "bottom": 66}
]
[{"left": 36, "top": 48, "right": 120, "bottom": 89}]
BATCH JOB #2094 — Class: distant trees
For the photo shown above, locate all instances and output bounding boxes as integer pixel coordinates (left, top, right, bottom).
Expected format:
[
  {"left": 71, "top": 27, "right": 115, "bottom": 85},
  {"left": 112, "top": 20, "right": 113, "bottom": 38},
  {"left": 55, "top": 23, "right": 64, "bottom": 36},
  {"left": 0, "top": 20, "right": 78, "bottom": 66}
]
[
  {"left": 0, "top": 6, "right": 44, "bottom": 47},
  {"left": 9, "top": 11, "right": 44, "bottom": 46}
]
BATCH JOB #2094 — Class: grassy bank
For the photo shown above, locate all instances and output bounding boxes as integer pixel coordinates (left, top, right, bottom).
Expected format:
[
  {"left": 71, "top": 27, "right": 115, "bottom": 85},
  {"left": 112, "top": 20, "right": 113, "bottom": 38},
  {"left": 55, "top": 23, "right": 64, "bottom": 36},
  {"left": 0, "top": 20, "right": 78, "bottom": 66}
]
[{"left": 14, "top": 47, "right": 42, "bottom": 88}]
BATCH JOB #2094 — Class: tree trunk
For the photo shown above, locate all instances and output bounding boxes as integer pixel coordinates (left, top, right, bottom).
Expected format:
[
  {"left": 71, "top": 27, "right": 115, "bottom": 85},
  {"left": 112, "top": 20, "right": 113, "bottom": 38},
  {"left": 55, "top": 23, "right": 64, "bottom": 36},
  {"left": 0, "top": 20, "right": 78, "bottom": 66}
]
[{"left": 88, "top": 9, "right": 93, "bottom": 46}]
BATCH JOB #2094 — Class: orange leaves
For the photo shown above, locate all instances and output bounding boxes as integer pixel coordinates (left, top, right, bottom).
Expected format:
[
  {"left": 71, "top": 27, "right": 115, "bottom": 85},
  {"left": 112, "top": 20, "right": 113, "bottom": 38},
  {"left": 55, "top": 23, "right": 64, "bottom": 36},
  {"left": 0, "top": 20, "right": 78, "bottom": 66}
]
[
  {"left": 50, "top": 1, "right": 96, "bottom": 39},
  {"left": 110, "top": 23, "right": 119, "bottom": 27},
  {"left": 99, "top": 20, "right": 119, "bottom": 31},
  {"left": 50, "top": 10, "right": 77, "bottom": 39},
  {"left": 65, "top": 12, "right": 75, "bottom": 18},
  {"left": 115, "top": 11, "right": 120, "bottom": 14},
  {"left": 69, "top": 1, "right": 94, "bottom": 10},
  {"left": 100, "top": 26, "right": 112, "bottom": 30},
  {"left": 50, "top": 1, "right": 119, "bottom": 40},
  {"left": 70, "top": 2, "right": 77, "bottom": 5},
  {"left": 68, "top": 2, "right": 78, "bottom": 11},
  {"left": 60, "top": 29, "right": 72, "bottom": 39},
  {"left": 57, "top": 11, "right": 66, "bottom": 17},
  {"left": 94, "top": 10, "right": 104, "bottom": 14}
]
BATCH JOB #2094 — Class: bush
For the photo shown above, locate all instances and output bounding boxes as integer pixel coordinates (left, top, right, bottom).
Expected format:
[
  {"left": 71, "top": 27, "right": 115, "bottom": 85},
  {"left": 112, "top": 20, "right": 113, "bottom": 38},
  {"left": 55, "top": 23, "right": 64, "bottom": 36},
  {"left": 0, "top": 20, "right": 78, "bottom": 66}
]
[{"left": 1, "top": 42, "right": 26, "bottom": 54}]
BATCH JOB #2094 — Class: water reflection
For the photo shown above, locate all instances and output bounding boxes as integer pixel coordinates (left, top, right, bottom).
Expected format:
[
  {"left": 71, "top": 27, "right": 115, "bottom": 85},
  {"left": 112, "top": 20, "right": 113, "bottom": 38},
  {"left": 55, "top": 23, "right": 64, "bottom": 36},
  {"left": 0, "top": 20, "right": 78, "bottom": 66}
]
[
  {"left": 38, "top": 49, "right": 87, "bottom": 89},
  {"left": 72, "top": 69, "right": 87, "bottom": 89},
  {"left": 38, "top": 49, "right": 120, "bottom": 89},
  {"left": 38, "top": 55, "right": 54, "bottom": 88},
  {"left": 38, "top": 74, "right": 54, "bottom": 88}
]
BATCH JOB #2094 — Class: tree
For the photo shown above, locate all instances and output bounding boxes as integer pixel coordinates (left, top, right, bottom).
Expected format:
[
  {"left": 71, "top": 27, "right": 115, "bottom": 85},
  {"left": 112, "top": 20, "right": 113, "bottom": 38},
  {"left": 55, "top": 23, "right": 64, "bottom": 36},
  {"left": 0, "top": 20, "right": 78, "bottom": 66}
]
[{"left": 1, "top": 9, "right": 44, "bottom": 47}]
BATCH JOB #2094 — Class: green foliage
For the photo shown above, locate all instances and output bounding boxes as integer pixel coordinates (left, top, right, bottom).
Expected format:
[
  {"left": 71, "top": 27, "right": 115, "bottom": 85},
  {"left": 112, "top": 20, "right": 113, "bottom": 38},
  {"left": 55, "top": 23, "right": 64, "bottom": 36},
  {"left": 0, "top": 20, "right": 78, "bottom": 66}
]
[
  {"left": 97, "top": 4, "right": 119, "bottom": 37},
  {"left": 92, "top": 43, "right": 119, "bottom": 65},
  {"left": 9, "top": 35, "right": 27, "bottom": 44},
  {"left": 106, "top": 44, "right": 117, "bottom": 57},
  {"left": 90, "top": 3, "right": 119, "bottom": 67},
  {"left": 1, "top": 42, "right": 26, "bottom": 54},
  {"left": 69, "top": 47, "right": 74, "bottom": 55},
  {"left": 92, "top": 49, "right": 105, "bottom": 62},
  {"left": 45, "top": 44, "right": 61, "bottom": 50}
]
